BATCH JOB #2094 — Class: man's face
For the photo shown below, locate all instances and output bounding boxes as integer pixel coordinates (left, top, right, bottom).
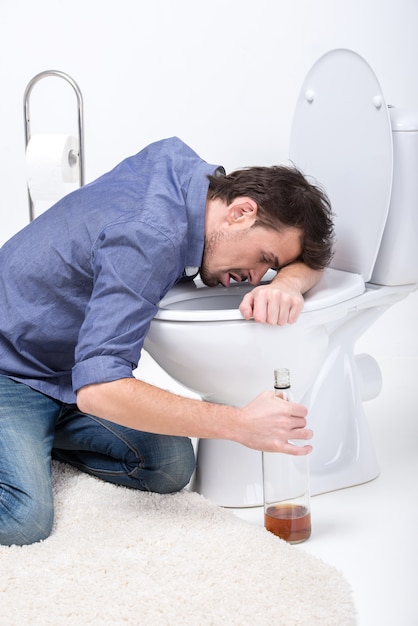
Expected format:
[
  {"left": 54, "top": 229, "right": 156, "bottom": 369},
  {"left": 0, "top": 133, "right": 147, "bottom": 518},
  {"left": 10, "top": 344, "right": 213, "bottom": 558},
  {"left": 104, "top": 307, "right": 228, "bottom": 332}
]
[{"left": 199, "top": 224, "right": 302, "bottom": 288}]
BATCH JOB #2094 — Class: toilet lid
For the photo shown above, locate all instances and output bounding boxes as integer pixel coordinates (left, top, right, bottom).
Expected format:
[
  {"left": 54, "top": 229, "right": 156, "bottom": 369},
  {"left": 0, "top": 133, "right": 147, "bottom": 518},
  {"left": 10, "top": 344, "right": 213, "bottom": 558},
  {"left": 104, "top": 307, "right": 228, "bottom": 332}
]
[{"left": 289, "top": 49, "right": 393, "bottom": 282}]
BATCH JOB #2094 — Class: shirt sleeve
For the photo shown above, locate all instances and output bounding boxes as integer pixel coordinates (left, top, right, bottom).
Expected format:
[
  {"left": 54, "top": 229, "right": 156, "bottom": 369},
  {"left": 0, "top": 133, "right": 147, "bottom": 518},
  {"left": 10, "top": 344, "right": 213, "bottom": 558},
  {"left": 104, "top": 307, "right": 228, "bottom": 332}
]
[{"left": 72, "top": 219, "right": 181, "bottom": 393}]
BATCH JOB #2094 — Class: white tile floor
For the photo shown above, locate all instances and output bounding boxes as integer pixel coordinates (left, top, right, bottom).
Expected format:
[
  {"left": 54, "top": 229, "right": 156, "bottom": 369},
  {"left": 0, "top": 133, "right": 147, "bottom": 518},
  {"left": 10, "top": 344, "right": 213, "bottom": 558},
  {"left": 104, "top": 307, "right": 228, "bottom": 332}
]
[{"left": 136, "top": 289, "right": 418, "bottom": 626}]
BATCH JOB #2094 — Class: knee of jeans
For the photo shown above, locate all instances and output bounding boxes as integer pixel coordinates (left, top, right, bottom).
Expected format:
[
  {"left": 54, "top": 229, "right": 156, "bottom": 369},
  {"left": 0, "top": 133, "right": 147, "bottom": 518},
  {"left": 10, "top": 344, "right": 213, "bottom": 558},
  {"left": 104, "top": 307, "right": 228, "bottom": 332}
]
[
  {"left": 0, "top": 489, "right": 54, "bottom": 546},
  {"left": 151, "top": 436, "right": 196, "bottom": 494}
]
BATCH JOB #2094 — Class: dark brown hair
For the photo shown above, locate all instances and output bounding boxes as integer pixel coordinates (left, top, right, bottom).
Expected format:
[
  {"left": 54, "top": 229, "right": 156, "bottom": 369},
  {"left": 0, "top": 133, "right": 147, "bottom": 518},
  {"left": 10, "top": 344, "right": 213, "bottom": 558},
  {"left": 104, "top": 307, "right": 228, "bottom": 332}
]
[{"left": 207, "top": 165, "right": 334, "bottom": 270}]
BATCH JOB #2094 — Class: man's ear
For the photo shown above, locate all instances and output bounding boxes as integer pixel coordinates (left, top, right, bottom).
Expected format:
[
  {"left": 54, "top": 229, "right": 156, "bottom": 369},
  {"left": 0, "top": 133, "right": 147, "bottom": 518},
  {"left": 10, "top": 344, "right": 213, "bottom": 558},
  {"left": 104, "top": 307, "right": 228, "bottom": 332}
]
[{"left": 225, "top": 197, "right": 258, "bottom": 226}]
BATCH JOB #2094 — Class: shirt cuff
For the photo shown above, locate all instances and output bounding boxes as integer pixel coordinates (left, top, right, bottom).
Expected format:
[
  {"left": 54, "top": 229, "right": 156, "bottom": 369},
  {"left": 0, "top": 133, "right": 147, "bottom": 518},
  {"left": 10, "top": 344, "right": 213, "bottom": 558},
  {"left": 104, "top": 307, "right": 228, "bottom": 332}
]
[{"left": 72, "top": 355, "right": 134, "bottom": 393}]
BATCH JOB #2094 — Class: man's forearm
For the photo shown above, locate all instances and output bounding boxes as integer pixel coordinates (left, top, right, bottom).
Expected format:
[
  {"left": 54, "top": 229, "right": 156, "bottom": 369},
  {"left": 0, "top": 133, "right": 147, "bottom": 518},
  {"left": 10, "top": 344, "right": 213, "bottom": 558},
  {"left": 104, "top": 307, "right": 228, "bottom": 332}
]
[
  {"left": 77, "top": 377, "right": 238, "bottom": 440},
  {"left": 76, "top": 376, "right": 312, "bottom": 454},
  {"left": 272, "top": 261, "right": 323, "bottom": 294}
]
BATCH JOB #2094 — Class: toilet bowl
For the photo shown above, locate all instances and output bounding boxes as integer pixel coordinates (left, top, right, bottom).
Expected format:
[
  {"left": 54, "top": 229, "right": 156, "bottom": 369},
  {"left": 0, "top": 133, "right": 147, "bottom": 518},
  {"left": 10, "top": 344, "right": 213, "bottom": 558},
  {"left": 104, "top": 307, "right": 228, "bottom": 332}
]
[{"left": 144, "top": 49, "right": 418, "bottom": 507}]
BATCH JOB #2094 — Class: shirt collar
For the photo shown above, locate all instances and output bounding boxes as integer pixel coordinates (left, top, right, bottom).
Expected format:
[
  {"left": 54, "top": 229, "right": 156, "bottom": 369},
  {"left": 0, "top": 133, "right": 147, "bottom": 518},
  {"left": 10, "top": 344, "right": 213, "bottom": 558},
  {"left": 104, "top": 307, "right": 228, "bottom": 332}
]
[{"left": 184, "top": 266, "right": 199, "bottom": 277}]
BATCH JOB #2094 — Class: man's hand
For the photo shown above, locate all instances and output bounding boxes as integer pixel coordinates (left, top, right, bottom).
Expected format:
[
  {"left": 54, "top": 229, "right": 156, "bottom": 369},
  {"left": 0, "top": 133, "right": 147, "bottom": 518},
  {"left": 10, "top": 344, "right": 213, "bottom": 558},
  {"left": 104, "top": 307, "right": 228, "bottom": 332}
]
[
  {"left": 237, "top": 391, "right": 313, "bottom": 454},
  {"left": 239, "top": 262, "right": 323, "bottom": 326},
  {"left": 239, "top": 280, "right": 304, "bottom": 325}
]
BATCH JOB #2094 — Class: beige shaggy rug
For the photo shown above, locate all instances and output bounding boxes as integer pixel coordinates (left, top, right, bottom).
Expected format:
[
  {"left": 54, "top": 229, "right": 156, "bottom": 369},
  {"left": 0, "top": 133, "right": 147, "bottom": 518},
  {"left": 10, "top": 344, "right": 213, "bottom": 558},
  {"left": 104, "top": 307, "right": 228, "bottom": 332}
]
[{"left": 0, "top": 462, "right": 355, "bottom": 625}]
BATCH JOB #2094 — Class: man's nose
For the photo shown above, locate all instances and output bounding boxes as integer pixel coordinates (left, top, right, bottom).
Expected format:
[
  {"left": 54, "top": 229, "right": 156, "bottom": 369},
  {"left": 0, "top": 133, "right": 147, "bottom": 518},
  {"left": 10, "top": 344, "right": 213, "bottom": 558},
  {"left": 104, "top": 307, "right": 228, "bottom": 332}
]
[{"left": 248, "top": 266, "right": 268, "bottom": 285}]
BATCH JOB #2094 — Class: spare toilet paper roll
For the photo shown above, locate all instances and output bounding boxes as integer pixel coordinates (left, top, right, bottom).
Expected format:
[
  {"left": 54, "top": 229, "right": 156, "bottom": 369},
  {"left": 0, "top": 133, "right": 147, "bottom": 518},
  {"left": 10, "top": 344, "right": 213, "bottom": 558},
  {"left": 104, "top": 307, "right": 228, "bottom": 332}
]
[{"left": 26, "top": 134, "right": 80, "bottom": 203}]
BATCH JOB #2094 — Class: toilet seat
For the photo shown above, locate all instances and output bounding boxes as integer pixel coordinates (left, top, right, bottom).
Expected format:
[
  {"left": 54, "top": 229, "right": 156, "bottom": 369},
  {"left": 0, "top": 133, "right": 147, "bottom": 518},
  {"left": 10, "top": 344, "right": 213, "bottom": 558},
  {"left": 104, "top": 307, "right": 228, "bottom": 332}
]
[
  {"left": 155, "top": 267, "right": 364, "bottom": 321},
  {"left": 290, "top": 49, "right": 393, "bottom": 282},
  {"left": 302, "top": 267, "right": 364, "bottom": 311}
]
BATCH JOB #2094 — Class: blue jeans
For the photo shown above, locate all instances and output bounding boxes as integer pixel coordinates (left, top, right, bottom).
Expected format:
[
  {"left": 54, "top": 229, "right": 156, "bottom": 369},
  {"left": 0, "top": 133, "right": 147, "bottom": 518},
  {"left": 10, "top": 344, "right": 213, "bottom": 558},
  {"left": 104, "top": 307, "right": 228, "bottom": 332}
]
[{"left": 0, "top": 376, "right": 195, "bottom": 546}]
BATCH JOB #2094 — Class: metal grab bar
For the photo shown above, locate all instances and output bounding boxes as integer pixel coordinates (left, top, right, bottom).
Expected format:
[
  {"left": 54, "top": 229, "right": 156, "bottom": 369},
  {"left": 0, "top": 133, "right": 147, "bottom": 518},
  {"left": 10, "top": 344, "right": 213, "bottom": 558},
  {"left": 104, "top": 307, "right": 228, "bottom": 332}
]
[{"left": 24, "top": 70, "right": 85, "bottom": 221}]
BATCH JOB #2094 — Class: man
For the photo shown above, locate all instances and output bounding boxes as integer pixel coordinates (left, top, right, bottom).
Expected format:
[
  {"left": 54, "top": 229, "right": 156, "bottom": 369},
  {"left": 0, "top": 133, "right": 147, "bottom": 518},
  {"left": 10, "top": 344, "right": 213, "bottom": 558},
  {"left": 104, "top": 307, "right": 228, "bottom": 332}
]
[{"left": 0, "top": 137, "right": 333, "bottom": 545}]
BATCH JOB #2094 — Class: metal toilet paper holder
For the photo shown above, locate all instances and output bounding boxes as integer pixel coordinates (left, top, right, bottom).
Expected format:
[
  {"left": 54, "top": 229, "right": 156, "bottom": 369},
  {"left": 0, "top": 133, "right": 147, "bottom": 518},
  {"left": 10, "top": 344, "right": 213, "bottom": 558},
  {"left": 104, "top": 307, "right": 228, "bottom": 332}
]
[{"left": 24, "top": 70, "right": 85, "bottom": 222}]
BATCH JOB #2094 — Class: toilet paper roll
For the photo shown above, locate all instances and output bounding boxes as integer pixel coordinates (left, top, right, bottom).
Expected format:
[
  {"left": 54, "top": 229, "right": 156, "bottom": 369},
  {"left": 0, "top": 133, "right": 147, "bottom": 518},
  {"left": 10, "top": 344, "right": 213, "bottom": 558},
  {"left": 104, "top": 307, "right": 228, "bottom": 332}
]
[{"left": 26, "top": 134, "right": 80, "bottom": 203}]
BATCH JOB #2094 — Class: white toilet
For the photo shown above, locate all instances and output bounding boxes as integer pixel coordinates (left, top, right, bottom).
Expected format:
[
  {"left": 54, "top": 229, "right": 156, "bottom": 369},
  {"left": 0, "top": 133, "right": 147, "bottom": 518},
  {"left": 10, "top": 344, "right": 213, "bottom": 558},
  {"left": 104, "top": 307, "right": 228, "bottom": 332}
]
[{"left": 144, "top": 49, "right": 418, "bottom": 507}]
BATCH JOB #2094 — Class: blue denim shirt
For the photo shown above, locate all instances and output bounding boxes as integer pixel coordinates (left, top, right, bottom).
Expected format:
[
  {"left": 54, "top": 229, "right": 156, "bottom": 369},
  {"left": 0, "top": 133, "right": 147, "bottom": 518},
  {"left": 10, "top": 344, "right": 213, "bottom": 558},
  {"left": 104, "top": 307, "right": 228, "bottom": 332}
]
[{"left": 0, "top": 137, "right": 221, "bottom": 403}]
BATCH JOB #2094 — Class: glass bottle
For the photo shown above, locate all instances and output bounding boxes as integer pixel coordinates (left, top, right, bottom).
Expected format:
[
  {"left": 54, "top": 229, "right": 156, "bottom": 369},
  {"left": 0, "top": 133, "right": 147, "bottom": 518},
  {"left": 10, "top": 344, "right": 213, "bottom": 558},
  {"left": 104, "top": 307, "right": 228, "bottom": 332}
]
[{"left": 262, "top": 368, "right": 312, "bottom": 543}]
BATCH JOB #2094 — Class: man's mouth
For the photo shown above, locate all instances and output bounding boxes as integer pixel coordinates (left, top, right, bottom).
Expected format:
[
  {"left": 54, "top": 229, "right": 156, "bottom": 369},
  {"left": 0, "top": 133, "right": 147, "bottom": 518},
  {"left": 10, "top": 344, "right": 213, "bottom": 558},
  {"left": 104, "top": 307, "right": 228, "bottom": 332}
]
[{"left": 220, "top": 272, "right": 247, "bottom": 287}]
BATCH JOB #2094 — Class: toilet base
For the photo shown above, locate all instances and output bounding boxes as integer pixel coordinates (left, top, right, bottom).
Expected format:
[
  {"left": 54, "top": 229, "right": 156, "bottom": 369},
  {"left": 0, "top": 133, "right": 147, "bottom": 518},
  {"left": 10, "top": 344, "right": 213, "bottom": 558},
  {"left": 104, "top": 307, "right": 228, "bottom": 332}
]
[
  {"left": 147, "top": 281, "right": 414, "bottom": 508},
  {"left": 190, "top": 351, "right": 382, "bottom": 507},
  {"left": 190, "top": 433, "right": 380, "bottom": 508},
  {"left": 190, "top": 286, "right": 413, "bottom": 508}
]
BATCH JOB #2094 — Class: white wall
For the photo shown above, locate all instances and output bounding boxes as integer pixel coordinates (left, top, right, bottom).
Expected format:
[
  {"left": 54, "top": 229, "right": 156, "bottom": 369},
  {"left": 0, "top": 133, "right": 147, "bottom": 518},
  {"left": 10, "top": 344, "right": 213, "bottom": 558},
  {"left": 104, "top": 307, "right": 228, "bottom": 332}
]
[{"left": 1, "top": 0, "right": 417, "bottom": 360}]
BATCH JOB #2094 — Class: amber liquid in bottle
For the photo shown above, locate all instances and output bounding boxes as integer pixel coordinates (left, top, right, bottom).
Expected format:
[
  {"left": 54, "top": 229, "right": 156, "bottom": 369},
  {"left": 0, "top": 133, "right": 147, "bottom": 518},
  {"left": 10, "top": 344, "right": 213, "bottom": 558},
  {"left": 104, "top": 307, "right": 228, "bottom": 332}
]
[{"left": 264, "top": 503, "right": 311, "bottom": 544}]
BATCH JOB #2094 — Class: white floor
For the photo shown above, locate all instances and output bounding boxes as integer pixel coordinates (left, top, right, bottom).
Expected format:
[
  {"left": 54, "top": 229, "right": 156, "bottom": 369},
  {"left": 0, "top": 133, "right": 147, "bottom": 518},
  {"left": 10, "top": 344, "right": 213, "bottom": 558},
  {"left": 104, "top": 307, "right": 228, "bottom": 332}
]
[
  {"left": 232, "top": 355, "right": 418, "bottom": 626},
  {"left": 135, "top": 290, "right": 418, "bottom": 626}
]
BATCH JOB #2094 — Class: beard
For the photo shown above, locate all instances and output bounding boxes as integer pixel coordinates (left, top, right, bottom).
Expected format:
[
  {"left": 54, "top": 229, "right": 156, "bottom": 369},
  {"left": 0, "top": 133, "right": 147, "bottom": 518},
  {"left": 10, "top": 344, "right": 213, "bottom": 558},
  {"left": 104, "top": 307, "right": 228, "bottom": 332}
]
[
  {"left": 199, "top": 265, "right": 219, "bottom": 288},
  {"left": 199, "top": 231, "right": 221, "bottom": 287},
  {"left": 199, "top": 228, "right": 249, "bottom": 287}
]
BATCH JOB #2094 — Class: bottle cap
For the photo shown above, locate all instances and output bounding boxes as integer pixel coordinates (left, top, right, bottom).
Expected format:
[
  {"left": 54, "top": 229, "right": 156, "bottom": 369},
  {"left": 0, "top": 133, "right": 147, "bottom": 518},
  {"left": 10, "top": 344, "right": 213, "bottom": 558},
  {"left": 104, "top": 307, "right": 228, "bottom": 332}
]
[{"left": 274, "top": 368, "right": 291, "bottom": 389}]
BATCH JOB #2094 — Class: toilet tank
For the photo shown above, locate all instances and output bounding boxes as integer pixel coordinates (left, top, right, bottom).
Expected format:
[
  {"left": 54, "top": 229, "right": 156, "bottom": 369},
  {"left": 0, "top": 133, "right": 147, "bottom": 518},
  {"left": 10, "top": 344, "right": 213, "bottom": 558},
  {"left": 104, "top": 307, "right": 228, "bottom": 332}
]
[{"left": 371, "top": 107, "right": 418, "bottom": 286}]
